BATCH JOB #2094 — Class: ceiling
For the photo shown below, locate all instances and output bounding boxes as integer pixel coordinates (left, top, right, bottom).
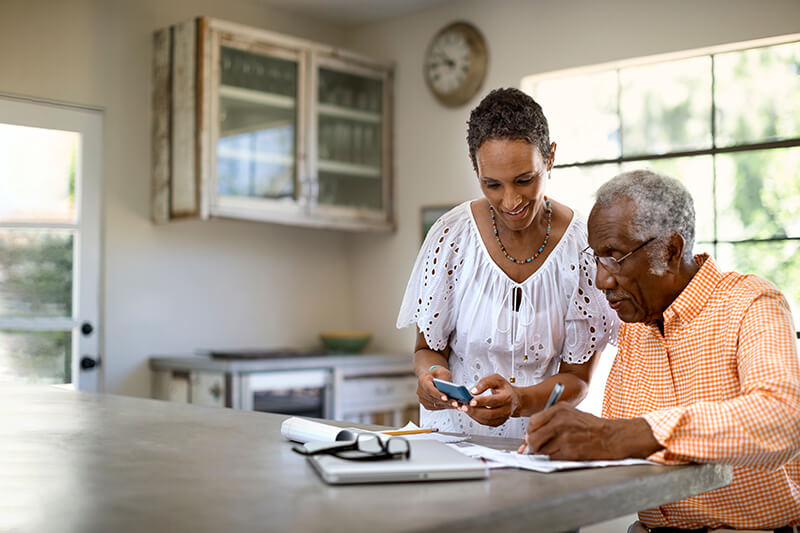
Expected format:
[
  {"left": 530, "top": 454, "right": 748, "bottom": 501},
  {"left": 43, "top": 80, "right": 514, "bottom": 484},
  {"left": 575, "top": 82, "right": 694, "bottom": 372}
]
[{"left": 257, "top": 0, "right": 457, "bottom": 26}]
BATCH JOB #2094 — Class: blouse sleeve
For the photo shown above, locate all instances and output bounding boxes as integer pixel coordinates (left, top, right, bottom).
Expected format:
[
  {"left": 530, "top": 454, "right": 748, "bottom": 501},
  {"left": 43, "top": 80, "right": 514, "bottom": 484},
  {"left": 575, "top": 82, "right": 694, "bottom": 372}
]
[
  {"left": 396, "top": 212, "right": 465, "bottom": 352},
  {"left": 561, "top": 235, "right": 618, "bottom": 364}
]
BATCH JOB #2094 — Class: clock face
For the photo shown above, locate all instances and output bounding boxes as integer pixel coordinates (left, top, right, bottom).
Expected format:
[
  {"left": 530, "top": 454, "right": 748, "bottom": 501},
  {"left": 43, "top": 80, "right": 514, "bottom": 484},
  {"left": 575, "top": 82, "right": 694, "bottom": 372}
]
[
  {"left": 426, "top": 30, "right": 471, "bottom": 94},
  {"left": 424, "top": 22, "right": 487, "bottom": 107}
]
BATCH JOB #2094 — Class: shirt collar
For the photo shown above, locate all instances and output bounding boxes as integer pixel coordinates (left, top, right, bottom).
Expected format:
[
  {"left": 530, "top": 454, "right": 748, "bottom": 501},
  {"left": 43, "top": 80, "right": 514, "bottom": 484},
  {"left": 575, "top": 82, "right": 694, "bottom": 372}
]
[{"left": 662, "top": 254, "right": 722, "bottom": 326}]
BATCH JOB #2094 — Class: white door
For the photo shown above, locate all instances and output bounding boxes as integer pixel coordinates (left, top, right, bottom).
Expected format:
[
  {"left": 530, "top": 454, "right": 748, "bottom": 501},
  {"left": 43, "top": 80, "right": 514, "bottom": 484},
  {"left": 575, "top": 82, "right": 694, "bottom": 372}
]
[{"left": 0, "top": 95, "right": 102, "bottom": 391}]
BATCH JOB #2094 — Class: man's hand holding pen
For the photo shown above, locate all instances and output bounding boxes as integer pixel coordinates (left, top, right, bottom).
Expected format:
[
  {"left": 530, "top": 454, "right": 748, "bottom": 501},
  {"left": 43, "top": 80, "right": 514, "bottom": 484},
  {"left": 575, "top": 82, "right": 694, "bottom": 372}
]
[{"left": 519, "top": 399, "right": 664, "bottom": 460}]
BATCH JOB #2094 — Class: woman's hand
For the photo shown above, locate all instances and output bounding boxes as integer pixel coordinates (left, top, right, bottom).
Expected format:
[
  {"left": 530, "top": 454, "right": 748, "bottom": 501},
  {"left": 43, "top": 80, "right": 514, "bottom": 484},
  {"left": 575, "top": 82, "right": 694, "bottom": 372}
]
[
  {"left": 456, "top": 373, "right": 521, "bottom": 427},
  {"left": 416, "top": 366, "right": 455, "bottom": 411}
]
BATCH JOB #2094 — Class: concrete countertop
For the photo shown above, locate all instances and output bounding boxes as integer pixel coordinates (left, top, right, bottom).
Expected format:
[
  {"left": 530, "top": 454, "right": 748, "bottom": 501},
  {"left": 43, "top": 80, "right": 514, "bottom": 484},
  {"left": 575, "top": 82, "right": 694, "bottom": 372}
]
[{"left": 1, "top": 385, "right": 732, "bottom": 533}]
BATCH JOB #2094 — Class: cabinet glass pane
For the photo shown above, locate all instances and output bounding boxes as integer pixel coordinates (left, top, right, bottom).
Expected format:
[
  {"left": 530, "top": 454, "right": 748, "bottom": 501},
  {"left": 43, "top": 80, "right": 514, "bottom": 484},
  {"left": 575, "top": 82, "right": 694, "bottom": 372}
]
[
  {"left": 0, "top": 230, "right": 73, "bottom": 318},
  {"left": 0, "top": 123, "right": 77, "bottom": 223},
  {"left": 217, "top": 46, "right": 297, "bottom": 200},
  {"left": 716, "top": 241, "right": 800, "bottom": 321},
  {"left": 715, "top": 42, "right": 800, "bottom": 147},
  {"left": 715, "top": 147, "right": 800, "bottom": 241},
  {"left": 317, "top": 67, "right": 383, "bottom": 210},
  {"left": 620, "top": 155, "right": 714, "bottom": 243},
  {"left": 620, "top": 56, "right": 712, "bottom": 156},
  {"left": 0, "top": 330, "right": 71, "bottom": 384},
  {"left": 531, "top": 71, "right": 620, "bottom": 164}
]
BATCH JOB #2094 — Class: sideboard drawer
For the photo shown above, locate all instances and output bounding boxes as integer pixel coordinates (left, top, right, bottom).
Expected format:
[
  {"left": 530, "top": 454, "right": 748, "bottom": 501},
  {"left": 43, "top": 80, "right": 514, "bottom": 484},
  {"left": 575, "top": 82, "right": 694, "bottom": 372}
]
[{"left": 338, "top": 375, "right": 417, "bottom": 412}]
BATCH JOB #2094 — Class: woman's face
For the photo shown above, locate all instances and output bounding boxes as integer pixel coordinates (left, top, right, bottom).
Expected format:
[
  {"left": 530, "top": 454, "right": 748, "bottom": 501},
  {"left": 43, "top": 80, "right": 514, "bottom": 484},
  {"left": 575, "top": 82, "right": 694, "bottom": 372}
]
[{"left": 474, "top": 138, "right": 556, "bottom": 232}]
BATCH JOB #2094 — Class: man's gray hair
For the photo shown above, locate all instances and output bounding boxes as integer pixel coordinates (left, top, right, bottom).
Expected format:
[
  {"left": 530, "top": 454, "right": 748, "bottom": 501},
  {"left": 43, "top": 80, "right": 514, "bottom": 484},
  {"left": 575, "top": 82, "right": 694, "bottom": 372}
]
[{"left": 594, "top": 170, "right": 696, "bottom": 274}]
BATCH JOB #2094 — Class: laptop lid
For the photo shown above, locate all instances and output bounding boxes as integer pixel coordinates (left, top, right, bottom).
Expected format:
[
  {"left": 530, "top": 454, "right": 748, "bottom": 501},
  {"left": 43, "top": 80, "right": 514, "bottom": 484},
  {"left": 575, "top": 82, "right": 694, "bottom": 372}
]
[{"left": 307, "top": 439, "right": 489, "bottom": 485}]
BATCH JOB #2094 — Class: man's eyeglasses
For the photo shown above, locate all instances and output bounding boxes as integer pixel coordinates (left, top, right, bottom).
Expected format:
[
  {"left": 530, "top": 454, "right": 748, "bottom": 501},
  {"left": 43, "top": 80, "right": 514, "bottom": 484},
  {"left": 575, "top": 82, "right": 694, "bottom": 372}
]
[
  {"left": 292, "top": 433, "right": 411, "bottom": 462},
  {"left": 580, "top": 237, "right": 655, "bottom": 274}
]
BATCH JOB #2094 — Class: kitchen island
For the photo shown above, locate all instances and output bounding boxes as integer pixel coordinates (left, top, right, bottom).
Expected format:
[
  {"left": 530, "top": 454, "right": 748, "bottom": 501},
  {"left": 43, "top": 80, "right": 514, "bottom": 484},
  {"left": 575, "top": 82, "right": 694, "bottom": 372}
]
[{"left": 1, "top": 385, "right": 732, "bottom": 533}]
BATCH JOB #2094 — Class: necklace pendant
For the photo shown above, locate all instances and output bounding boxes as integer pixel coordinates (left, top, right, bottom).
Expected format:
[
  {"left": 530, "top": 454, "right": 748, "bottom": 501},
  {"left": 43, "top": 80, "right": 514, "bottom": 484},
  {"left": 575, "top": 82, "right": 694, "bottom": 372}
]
[{"left": 509, "top": 376, "right": 516, "bottom": 384}]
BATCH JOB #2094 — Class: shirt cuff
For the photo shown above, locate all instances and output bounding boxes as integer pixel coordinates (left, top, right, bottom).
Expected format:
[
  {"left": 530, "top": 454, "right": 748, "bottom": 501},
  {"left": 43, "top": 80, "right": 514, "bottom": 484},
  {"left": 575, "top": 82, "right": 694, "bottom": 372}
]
[{"left": 641, "top": 408, "right": 689, "bottom": 464}]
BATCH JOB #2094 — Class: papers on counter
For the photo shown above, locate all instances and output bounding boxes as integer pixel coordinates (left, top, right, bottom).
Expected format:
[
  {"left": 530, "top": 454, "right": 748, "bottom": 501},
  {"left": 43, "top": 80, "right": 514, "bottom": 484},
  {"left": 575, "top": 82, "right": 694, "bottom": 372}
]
[
  {"left": 381, "top": 421, "right": 470, "bottom": 443},
  {"left": 280, "top": 417, "right": 470, "bottom": 445},
  {"left": 449, "top": 442, "right": 655, "bottom": 473}
]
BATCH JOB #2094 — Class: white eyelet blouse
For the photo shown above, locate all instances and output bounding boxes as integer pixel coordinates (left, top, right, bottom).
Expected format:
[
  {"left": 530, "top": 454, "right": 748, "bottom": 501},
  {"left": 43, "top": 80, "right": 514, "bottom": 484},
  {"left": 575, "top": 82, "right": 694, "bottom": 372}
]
[{"left": 397, "top": 201, "right": 617, "bottom": 439}]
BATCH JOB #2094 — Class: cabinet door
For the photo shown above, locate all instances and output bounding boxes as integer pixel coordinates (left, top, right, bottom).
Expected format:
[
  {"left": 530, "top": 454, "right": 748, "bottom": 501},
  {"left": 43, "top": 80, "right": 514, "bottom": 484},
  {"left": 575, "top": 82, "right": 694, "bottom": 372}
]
[
  {"left": 309, "top": 53, "right": 393, "bottom": 230},
  {"left": 190, "top": 371, "right": 226, "bottom": 408},
  {"left": 203, "top": 25, "right": 308, "bottom": 224}
]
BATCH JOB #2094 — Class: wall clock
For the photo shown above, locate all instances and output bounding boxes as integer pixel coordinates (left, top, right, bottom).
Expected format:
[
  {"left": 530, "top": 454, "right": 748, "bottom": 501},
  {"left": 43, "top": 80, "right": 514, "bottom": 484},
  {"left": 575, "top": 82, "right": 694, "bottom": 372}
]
[{"left": 423, "top": 21, "right": 488, "bottom": 107}]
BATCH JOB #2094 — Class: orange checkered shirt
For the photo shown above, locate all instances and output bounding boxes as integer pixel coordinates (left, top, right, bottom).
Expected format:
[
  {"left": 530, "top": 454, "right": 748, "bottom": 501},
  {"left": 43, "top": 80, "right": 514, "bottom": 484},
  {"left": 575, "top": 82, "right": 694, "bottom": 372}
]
[{"left": 603, "top": 256, "right": 800, "bottom": 529}]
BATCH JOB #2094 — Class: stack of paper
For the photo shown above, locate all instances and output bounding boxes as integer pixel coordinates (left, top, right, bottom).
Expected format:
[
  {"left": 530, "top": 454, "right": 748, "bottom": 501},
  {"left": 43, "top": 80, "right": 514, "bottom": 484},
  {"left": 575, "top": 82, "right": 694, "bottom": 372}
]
[{"left": 449, "top": 442, "right": 655, "bottom": 473}]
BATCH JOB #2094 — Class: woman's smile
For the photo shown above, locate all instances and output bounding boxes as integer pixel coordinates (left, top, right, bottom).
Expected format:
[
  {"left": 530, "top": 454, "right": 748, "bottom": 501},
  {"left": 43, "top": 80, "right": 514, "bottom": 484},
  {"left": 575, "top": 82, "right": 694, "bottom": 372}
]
[{"left": 504, "top": 203, "right": 530, "bottom": 218}]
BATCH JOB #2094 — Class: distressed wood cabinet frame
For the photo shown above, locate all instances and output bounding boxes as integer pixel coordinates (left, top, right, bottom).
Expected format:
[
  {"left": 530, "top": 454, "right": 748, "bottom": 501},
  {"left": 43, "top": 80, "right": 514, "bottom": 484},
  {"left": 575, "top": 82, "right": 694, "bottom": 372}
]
[{"left": 152, "top": 17, "right": 395, "bottom": 231}]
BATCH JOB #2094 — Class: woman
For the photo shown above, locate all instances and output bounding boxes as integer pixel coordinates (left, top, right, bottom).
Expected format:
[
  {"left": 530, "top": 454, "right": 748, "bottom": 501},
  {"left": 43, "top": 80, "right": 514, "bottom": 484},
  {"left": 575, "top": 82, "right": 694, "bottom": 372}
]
[{"left": 396, "top": 88, "right": 615, "bottom": 438}]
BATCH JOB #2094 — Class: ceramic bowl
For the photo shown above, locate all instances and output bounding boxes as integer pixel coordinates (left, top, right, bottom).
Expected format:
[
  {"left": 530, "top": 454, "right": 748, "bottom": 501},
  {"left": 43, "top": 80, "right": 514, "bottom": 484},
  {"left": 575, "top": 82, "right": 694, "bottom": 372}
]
[{"left": 319, "top": 330, "right": 372, "bottom": 353}]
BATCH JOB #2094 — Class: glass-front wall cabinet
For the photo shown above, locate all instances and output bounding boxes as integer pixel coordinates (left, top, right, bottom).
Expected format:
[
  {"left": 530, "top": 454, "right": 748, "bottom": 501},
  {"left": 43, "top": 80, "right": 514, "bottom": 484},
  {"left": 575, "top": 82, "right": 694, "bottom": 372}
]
[{"left": 152, "top": 18, "right": 394, "bottom": 231}]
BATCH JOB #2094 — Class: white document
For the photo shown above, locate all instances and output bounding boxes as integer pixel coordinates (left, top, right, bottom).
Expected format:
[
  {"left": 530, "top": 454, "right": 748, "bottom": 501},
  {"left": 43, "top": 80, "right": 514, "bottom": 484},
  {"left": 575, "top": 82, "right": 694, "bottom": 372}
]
[
  {"left": 449, "top": 442, "right": 655, "bottom": 473},
  {"left": 280, "top": 417, "right": 470, "bottom": 445},
  {"left": 382, "top": 422, "right": 470, "bottom": 443}
]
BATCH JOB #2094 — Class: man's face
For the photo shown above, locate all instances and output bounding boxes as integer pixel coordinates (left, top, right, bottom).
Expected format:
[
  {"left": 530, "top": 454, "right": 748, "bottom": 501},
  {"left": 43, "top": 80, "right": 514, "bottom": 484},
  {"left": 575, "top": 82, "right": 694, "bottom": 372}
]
[{"left": 587, "top": 199, "right": 671, "bottom": 324}]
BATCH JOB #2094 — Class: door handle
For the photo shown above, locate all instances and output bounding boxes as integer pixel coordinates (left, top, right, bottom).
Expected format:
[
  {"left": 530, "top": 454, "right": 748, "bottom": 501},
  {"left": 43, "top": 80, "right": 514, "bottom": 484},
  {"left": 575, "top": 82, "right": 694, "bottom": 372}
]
[{"left": 80, "top": 356, "right": 100, "bottom": 370}]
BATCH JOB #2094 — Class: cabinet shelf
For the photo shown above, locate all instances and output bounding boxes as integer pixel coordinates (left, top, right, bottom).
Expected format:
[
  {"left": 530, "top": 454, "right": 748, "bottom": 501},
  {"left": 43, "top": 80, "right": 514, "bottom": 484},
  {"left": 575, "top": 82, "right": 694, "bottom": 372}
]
[
  {"left": 220, "top": 85, "right": 296, "bottom": 109},
  {"left": 318, "top": 160, "right": 381, "bottom": 178},
  {"left": 217, "top": 147, "right": 294, "bottom": 166},
  {"left": 317, "top": 103, "right": 381, "bottom": 123}
]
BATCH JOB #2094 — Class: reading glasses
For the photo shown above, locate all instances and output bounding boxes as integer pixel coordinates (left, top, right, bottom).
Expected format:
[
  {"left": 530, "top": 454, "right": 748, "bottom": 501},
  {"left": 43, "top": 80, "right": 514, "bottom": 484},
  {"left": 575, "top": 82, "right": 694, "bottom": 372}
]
[
  {"left": 293, "top": 433, "right": 411, "bottom": 461},
  {"left": 580, "top": 237, "right": 655, "bottom": 274}
]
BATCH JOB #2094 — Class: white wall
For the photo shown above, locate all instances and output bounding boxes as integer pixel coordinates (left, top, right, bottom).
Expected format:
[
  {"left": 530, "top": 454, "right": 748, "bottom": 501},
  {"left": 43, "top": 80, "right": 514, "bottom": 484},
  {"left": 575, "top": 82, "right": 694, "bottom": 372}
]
[
  {"left": 0, "top": 0, "right": 353, "bottom": 396},
  {"left": 343, "top": 0, "right": 800, "bottom": 355}
]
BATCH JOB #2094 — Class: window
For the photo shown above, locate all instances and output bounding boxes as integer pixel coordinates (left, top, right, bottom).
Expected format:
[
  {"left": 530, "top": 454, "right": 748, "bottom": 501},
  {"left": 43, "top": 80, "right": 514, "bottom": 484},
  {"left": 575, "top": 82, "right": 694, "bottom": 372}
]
[{"left": 522, "top": 38, "right": 800, "bottom": 324}]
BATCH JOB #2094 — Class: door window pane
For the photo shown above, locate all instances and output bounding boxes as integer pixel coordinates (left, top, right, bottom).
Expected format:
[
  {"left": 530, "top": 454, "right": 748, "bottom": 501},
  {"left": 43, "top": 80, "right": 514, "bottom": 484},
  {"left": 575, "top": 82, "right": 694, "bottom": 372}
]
[
  {"left": 0, "top": 230, "right": 73, "bottom": 318},
  {"left": 621, "top": 57, "right": 712, "bottom": 156},
  {"left": 714, "top": 42, "right": 800, "bottom": 146},
  {"left": 621, "top": 155, "right": 714, "bottom": 243},
  {"left": 716, "top": 241, "right": 800, "bottom": 321},
  {"left": 217, "top": 46, "right": 297, "bottom": 200},
  {"left": 531, "top": 71, "right": 620, "bottom": 164},
  {"left": 0, "top": 124, "right": 78, "bottom": 223},
  {"left": 548, "top": 163, "right": 620, "bottom": 218},
  {"left": 715, "top": 147, "right": 800, "bottom": 241},
  {"left": 0, "top": 330, "right": 71, "bottom": 384}
]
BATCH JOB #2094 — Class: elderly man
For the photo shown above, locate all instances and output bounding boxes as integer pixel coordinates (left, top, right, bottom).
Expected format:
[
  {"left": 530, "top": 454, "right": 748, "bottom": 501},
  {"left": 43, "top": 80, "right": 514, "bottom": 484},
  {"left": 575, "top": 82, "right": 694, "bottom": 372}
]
[{"left": 522, "top": 170, "right": 799, "bottom": 532}]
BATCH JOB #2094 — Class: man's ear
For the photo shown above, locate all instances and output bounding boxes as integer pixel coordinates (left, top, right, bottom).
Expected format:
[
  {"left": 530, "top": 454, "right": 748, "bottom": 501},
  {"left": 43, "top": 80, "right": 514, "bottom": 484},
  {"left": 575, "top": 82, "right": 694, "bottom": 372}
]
[
  {"left": 469, "top": 153, "right": 478, "bottom": 174},
  {"left": 665, "top": 232, "right": 685, "bottom": 272}
]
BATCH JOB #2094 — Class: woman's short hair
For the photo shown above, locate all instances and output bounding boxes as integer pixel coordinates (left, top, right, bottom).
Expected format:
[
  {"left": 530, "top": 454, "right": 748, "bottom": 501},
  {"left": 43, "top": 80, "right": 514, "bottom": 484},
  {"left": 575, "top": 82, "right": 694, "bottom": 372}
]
[
  {"left": 594, "top": 170, "right": 696, "bottom": 274},
  {"left": 466, "top": 88, "right": 551, "bottom": 171}
]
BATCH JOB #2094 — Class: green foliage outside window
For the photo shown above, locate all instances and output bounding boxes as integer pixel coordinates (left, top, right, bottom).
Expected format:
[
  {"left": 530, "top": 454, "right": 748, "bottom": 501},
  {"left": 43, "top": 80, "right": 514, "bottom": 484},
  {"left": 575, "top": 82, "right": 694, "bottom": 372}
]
[{"left": 526, "top": 40, "right": 800, "bottom": 320}]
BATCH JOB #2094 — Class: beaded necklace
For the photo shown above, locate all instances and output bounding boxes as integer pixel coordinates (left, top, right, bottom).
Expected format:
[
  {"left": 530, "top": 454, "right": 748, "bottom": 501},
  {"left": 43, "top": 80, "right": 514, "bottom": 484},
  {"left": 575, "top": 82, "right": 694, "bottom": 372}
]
[{"left": 490, "top": 197, "right": 552, "bottom": 265}]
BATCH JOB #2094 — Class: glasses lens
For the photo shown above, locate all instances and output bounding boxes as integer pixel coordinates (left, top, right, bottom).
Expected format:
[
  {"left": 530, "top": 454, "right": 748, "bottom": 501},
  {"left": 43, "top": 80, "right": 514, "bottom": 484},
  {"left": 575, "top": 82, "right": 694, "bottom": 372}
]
[
  {"left": 598, "top": 256, "right": 620, "bottom": 273},
  {"left": 357, "top": 434, "right": 384, "bottom": 454},
  {"left": 385, "top": 438, "right": 409, "bottom": 456}
]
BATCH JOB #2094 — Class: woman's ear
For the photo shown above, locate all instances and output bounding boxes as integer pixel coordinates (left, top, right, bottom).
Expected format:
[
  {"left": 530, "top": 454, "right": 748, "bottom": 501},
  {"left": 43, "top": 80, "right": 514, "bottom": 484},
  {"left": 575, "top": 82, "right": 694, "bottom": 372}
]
[{"left": 547, "top": 142, "right": 557, "bottom": 170}]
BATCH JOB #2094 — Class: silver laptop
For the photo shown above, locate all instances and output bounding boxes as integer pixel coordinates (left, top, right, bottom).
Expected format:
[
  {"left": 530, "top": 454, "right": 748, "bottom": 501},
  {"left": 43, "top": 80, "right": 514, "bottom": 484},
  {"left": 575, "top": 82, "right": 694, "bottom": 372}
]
[{"left": 307, "top": 439, "right": 489, "bottom": 485}]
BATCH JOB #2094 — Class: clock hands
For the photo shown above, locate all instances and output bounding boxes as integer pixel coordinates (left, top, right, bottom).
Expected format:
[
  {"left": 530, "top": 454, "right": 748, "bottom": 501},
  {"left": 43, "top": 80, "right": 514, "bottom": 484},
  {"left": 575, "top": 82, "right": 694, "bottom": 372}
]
[{"left": 428, "top": 50, "right": 456, "bottom": 69}]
